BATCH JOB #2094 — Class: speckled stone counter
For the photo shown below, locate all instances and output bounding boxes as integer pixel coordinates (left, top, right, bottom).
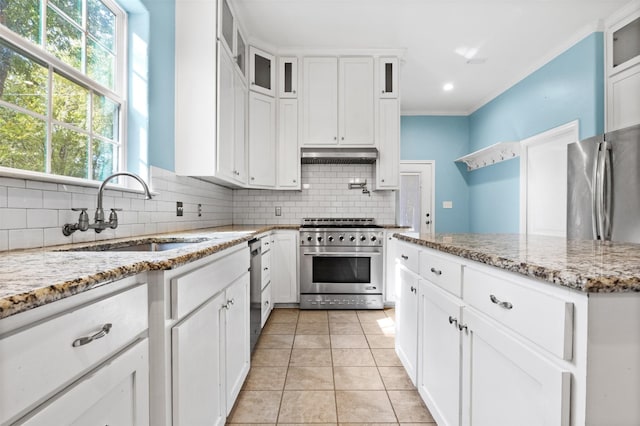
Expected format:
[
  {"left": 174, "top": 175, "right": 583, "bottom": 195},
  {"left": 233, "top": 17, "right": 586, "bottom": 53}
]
[
  {"left": 0, "top": 225, "right": 299, "bottom": 320},
  {"left": 394, "top": 232, "right": 640, "bottom": 293}
]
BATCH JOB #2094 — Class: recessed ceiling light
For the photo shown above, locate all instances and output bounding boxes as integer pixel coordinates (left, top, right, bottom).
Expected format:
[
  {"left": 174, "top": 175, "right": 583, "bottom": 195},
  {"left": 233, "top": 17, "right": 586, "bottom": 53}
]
[{"left": 443, "top": 83, "right": 454, "bottom": 91}]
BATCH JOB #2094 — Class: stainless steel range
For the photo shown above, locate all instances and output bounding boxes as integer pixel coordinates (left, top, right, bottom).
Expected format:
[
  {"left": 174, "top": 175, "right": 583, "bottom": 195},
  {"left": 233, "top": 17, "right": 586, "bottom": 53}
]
[{"left": 299, "top": 218, "right": 384, "bottom": 309}]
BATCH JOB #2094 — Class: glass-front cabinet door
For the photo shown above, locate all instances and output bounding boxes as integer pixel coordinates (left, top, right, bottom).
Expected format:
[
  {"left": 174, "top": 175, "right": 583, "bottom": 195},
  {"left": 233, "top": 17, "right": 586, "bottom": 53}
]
[
  {"left": 278, "top": 57, "right": 298, "bottom": 98},
  {"left": 249, "top": 46, "right": 275, "bottom": 97},
  {"left": 236, "top": 29, "right": 247, "bottom": 79},
  {"left": 220, "top": 0, "right": 234, "bottom": 55},
  {"left": 379, "top": 57, "right": 399, "bottom": 98}
]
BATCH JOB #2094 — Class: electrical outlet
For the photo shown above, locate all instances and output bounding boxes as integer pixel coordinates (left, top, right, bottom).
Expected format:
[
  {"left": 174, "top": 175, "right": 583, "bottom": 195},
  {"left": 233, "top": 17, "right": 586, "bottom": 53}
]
[
  {"left": 198, "top": 204, "right": 202, "bottom": 217},
  {"left": 176, "top": 201, "right": 183, "bottom": 216},
  {"left": 275, "top": 206, "right": 282, "bottom": 216}
]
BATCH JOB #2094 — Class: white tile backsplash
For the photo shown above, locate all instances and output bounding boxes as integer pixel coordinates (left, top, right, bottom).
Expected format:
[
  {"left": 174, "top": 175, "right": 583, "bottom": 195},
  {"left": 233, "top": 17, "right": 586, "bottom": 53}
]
[{"left": 232, "top": 164, "right": 396, "bottom": 225}]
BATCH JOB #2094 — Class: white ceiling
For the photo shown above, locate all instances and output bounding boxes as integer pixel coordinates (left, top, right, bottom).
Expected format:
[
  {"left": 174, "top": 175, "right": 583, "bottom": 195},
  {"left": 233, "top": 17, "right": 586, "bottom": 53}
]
[{"left": 232, "top": 0, "right": 629, "bottom": 115}]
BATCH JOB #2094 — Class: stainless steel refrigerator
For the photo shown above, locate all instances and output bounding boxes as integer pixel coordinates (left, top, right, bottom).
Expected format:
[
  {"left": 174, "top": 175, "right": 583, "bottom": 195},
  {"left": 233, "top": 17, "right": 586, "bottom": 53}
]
[{"left": 568, "top": 124, "right": 640, "bottom": 243}]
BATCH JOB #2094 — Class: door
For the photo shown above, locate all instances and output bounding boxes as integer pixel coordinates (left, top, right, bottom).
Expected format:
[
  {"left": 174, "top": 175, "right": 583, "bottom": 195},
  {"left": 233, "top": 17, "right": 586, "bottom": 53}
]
[
  {"left": 302, "top": 57, "right": 338, "bottom": 145},
  {"left": 397, "top": 162, "right": 434, "bottom": 234},
  {"left": 419, "top": 280, "right": 463, "bottom": 426},
  {"left": 271, "top": 231, "right": 298, "bottom": 303},
  {"left": 277, "top": 99, "right": 300, "bottom": 188},
  {"left": 224, "top": 274, "right": 250, "bottom": 413},
  {"left": 521, "top": 121, "right": 578, "bottom": 237},
  {"left": 172, "top": 293, "right": 225, "bottom": 426},
  {"left": 248, "top": 91, "right": 276, "bottom": 187},
  {"left": 462, "top": 309, "right": 571, "bottom": 426},
  {"left": 22, "top": 339, "right": 149, "bottom": 426},
  {"left": 396, "top": 267, "right": 419, "bottom": 384},
  {"left": 339, "top": 57, "right": 375, "bottom": 145}
]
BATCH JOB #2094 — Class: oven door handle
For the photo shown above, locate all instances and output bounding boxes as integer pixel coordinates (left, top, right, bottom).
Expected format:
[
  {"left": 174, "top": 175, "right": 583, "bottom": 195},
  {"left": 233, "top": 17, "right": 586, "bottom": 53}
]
[{"left": 302, "top": 252, "right": 382, "bottom": 257}]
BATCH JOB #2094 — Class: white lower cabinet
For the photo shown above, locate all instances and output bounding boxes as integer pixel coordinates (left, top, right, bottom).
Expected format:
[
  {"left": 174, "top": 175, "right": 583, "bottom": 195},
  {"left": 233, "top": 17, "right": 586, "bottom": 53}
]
[
  {"left": 0, "top": 276, "right": 149, "bottom": 425},
  {"left": 271, "top": 230, "right": 298, "bottom": 304},
  {"left": 149, "top": 244, "right": 251, "bottom": 426},
  {"left": 462, "top": 308, "right": 570, "bottom": 426},
  {"left": 395, "top": 266, "right": 419, "bottom": 384},
  {"left": 418, "top": 280, "right": 463, "bottom": 426}
]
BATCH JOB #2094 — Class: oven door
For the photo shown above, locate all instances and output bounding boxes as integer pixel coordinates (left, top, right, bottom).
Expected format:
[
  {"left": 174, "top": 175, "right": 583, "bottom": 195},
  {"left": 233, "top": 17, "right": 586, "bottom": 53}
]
[{"left": 300, "top": 246, "right": 383, "bottom": 294}]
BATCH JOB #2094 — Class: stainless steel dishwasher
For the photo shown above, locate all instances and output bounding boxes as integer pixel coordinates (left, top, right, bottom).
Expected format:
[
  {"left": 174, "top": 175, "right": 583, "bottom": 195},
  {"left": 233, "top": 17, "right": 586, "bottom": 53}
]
[{"left": 249, "top": 238, "right": 262, "bottom": 352}]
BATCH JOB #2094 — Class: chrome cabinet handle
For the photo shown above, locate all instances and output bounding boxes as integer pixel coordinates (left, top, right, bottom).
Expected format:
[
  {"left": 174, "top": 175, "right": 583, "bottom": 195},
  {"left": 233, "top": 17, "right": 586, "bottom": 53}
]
[
  {"left": 430, "top": 267, "right": 442, "bottom": 276},
  {"left": 458, "top": 323, "right": 468, "bottom": 332},
  {"left": 264, "top": 267, "right": 269, "bottom": 271},
  {"left": 410, "top": 286, "right": 417, "bottom": 294},
  {"left": 401, "top": 254, "right": 408, "bottom": 260},
  {"left": 448, "top": 316, "right": 458, "bottom": 326},
  {"left": 265, "top": 300, "right": 270, "bottom": 306},
  {"left": 72, "top": 323, "right": 112, "bottom": 347},
  {"left": 489, "top": 294, "right": 513, "bottom": 310}
]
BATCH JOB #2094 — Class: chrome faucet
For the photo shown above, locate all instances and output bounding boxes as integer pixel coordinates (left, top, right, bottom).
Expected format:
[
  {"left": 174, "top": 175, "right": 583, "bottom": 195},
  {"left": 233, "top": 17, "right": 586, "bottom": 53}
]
[{"left": 63, "top": 172, "right": 153, "bottom": 236}]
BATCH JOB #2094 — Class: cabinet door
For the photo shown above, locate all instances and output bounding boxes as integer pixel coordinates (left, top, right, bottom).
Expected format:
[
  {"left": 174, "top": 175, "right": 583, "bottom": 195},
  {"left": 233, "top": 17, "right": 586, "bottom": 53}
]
[
  {"left": 462, "top": 309, "right": 571, "bottom": 426},
  {"left": 419, "top": 280, "right": 463, "bottom": 426},
  {"left": 395, "top": 267, "right": 419, "bottom": 384},
  {"left": 249, "top": 46, "right": 275, "bottom": 97},
  {"left": 384, "top": 234, "right": 396, "bottom": 303},
  {"left": 302, "top": 57, "right": 338, "bottom": 145},
  {"left": 23, "top": 339, "right": 149, "bottom": 426},
  {"left": 271, "top": 231, "right": 298, "bottom": 303},
  {"left": 279, "top": 56, "right": 298, "bottom": 98},
  {"left": 219, "top": 0, "right": 234, "bottom": 56},
  {"left": 339, "top": 57, "right": 375, "bottom": 145},
  {"left": 234, "top": 67, "right": 248, "bottom": 183},
  {"left": 224, "top": 274, "right": 251, "bottom": 413},
  {"left": 277, "top": 99, "right": 300, "bottom": 188},
  {"left": 248, "top": 91, "right": 276, "bottom": 187},
  {"left": 172, "top": 293, "right": 226, "bottom": 426},
  {"left": 376, "top": 98, "right": 400, "bottom": 189},
  {"left": 217, "top": 47, "right": 236, "bottom": 182},
  {"left": 607, "top": 64, "right": 640, "bottom": 131},
  {"left": 236, "top": 28, "right": 247, "bottom": 79},
  {"left": 379, "top": 57, "right": 399, "bottom": 98}
]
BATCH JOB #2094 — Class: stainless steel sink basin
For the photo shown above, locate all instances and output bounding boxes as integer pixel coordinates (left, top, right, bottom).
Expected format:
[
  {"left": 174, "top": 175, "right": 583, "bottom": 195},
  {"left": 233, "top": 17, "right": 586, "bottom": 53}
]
[{"left": 60, "top": 238, "right": 211, "bottom": 252}]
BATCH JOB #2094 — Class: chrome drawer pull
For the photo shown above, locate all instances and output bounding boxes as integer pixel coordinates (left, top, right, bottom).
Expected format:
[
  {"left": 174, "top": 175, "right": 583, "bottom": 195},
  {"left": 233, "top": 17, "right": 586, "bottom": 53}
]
[
  {"left": 490, "top": 294, "right": 513, "bottom": 310},
  {"left": 401, "top": 254, "right": 409, "bottom": 260},
  {"left": 430, "top": 267, "right": 442, "bottom": 276},
  {"left": 72, "top": 323, "right": 112, "bottom": 347}
]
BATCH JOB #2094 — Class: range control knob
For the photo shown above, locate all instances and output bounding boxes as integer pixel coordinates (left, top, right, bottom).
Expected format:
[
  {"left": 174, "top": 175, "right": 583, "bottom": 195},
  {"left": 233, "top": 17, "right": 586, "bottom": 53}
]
[
  {"left": 306, "top": 236, "right": 312, "bottom": 242},
  {"left": 360, "top": 235, "right": 367, "bottom": 242},
  {"left": 317, "top": 236, "right": 323, "bottom": 242},
  {"left": 339, "top": 235, "right": 345, "bottom": 241},
  {"left": 371, "top": 235, "right": 377, "bottom": 242},
  {"left": 328, "top": 236, "right": 334, "bottom": 242},
  {"left": 349, "top": 236, "right": 356, "bottom": 242}
]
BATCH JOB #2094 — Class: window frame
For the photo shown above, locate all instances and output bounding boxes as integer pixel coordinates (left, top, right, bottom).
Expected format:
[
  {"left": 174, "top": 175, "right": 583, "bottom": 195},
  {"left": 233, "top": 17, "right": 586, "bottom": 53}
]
[{"left": 0, "top": 0, "right": 128, "bottom": 183}]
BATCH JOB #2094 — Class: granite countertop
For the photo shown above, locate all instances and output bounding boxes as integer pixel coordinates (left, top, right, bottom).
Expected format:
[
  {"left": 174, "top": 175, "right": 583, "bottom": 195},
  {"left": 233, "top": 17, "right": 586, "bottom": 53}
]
[
  {"left": 0, "top": 225, "right": 299, "bottom": 320},
  {"left": 394, "top": 232, "right": 640, "bottom": 293}
]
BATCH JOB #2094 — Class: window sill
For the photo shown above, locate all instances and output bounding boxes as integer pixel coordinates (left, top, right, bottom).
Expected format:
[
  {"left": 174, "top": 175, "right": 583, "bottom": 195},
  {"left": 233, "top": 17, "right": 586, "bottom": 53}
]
[{"left": 0, "top": 167, "right": 158, "bottom": 197}]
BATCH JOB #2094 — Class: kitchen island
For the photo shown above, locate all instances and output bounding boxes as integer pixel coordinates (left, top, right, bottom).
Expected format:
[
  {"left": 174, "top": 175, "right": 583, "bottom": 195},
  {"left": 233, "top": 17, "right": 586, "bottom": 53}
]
[{"left": 392, "top": 232, "right": 640, "bottom": 426}]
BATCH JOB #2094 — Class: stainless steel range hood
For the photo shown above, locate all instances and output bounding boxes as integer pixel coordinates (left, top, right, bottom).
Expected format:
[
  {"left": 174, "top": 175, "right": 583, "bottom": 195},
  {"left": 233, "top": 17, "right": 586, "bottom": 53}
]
[{"left": 300, "top": 147, "right": 378, "bottom": 164}]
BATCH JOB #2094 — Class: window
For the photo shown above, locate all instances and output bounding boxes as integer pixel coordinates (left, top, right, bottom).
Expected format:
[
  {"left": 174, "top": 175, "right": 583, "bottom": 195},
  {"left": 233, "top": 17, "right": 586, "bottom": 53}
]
[{"left": 0, "top": 0, "right": 125, "bottom": 181}]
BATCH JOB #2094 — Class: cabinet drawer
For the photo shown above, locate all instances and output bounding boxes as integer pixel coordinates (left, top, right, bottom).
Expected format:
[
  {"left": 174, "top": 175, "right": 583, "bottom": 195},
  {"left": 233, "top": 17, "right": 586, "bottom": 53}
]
[
  {"left": 261, "top": 235, "right": 272, "bottom": 252},
  {"left": 261, "top": 283, "right": 272, "bottom": 327},
  {"left": 396, "top": 241, "right": 420, "bottom": 274},
  {"left": 171, "top": 246, "right": 249, "bottom": 319},
  {"left": 419, "top": 250, "right": 462, "bottom": 297},
  {"left": 261, "top": 249, "right": 271, "bottom": 289},
  {"left": 0, "top": 284, "right": 148, "bottom": 425},
  {"left": 463, "top": 267, "right": 573, "bottom": 360}
]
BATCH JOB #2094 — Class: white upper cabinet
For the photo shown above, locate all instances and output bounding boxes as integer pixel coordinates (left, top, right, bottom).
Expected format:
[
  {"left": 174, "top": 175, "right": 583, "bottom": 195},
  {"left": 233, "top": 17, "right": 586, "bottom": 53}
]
[
  {"left": 250, "top": 46, "right": 276, "bottom": 97},
  {"left": 302, "top": 56, "right": 375, "bottom": 146},
  {"left": 249, "top": 91, "right": 276, "bottom": 187},
  {"left": 279, "top": 56, "right": 298, "bottom": 98},
  {"left": 219, "top": 0, "right": 234, "bottom": 55},
  {"left": 379, "top": 57, "right": 399, "bottom": 98},
  {"left": 376, "top": 98, "right": 400, "bottom": 189},
  {"left": 236, "top": 28, "right": 247, "bottom": 80},
  {"left": 606, "top": 7, "right": 640, "bottom": 131},
  {"left": 277, "top": 98, "right": 300, "bottom": 188}
]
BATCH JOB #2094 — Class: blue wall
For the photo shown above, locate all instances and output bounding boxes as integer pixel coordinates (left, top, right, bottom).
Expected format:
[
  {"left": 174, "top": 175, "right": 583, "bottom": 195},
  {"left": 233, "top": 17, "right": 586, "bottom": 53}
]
[
  {"left": 142, "top": 0, "right": 175, "bottom": 172},
  {"left": 467, "top": 32, "right": 604, "bottom": 233},
  {"left": 401, "top": 32, "right": 605, "bottom": 234},
  {"left": 401, "top": 116, "right": 470, "bottom": 232}
]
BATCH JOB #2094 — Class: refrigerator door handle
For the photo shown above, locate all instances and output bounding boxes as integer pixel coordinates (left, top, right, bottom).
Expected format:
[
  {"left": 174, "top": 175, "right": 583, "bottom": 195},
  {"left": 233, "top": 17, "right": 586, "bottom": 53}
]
[
  {"left": 594, "top": 141, "right": 609, "bottom": 240},
  {"left": 592, "top": 143, "right": 603, "bottom": 240},
  {"left": 602, "top": 142, "right": 612, "bottom": 240}
]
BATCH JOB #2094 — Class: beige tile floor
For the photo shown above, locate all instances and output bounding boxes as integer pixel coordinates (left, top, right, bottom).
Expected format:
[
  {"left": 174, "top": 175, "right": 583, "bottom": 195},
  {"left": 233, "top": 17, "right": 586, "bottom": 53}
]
[{"left": 227, "top": 308, "right": 437, "bottom": 425}]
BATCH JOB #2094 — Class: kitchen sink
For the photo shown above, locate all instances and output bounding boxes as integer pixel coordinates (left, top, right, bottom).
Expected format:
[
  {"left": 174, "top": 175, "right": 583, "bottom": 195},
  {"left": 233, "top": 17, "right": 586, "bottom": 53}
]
[{"left": 59, "top": 237, "right": 212, "bottom": 252}]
